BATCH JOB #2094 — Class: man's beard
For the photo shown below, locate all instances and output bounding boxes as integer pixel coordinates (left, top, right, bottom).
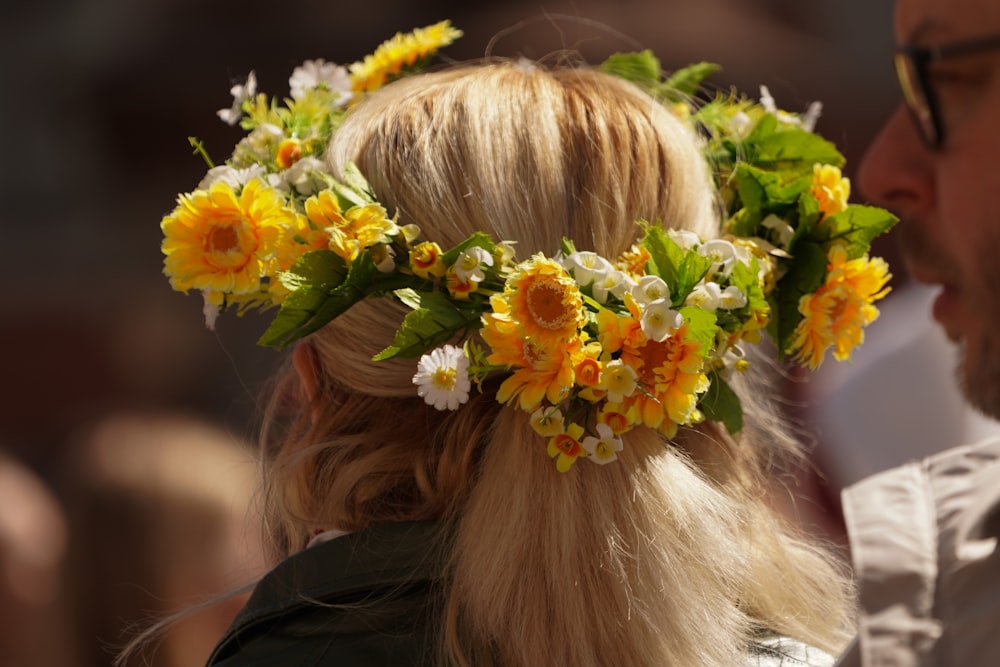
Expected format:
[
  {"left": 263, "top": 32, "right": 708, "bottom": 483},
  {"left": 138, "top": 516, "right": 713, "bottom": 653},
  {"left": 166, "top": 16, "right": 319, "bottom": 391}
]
[{"left": 957, "top": 336, "right": 1000, "bottom": 421}]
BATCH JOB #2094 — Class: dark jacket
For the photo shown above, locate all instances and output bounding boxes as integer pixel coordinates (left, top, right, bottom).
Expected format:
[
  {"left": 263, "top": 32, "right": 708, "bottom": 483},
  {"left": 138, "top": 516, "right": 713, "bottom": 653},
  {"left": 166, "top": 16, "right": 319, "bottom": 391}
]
[{"left": 207, "top": 521, "right": 446, "bottom": 666}]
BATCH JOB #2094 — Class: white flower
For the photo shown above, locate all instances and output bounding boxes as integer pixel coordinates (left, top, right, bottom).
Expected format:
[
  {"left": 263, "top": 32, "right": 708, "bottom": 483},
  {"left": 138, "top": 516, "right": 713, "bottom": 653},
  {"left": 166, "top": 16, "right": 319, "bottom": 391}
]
[
  {"left": 592, "top": 269, "right": 635, "bottom": 304},
  {"left": 698, "top": 239, "right": 739, "bottom": 277},
  {"left": 284, "top": 157, "right": 329, "bottom": 195},
  {"left": 288, "top": 59, "right": 353, "bottom": 105},
  {"left": 564, "top": 251, "right": 613, "bottom": 287},
  {"left": 718, "top": 285, "right": 747, "bottom": 309},
  {"left": 730, "top": 111, "right": 753, "bottom": 139},
  {"left": 233, "top": 123, "right": 285, "bottom": 165},
  {"left": 761, "top": 214, "right": 795, "bottom": 248},
  {"left": 600, "top": 359, "right": 638, "bottom": 403},
  {"left": 640, "top": 299, "right": 683, "bottom": 342},
  {"left": 801, "top": 101, "right": 823, "bottom": 132},
  {"left": 582, "top": 423, "right": 624, "bottom": 465},
  {"left": 760, "top": 85, "right": 821, "bottom": 130},
  {"left": 454, "top": 246, "right": 493, "bottom": 283},
  {"left": 372, "top": 244, "right": 396, "bottom": 273},
  {"left": 530, "top": 407, "right": 565, "bottom": 437},
  {"left": 632, "top": 275, "right": 671, "bottom": 306},
  {"left": 686, "top": 282, "right": 723, "bottom": 310},
  {"left": 197, "top": 164, "right": 267, "bottom": 191},
  {"left": 413, "top": 345, "right": 471, "bottom": 411},
  {"left": 668, "top": 229, "right": 702, "bottom": 250},
  {"left": 202, "top": 291, "right": 220, "bottom": 331},
  {"left": 217, "top": 71, "right": 257, "bottom": 126}
]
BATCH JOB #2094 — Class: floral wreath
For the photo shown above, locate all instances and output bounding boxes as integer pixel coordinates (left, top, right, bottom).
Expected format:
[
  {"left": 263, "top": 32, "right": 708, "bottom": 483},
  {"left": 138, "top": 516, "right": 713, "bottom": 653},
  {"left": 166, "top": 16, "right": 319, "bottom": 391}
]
[{"left": 160, "top": 22, "right": 897, "bottom": 472}]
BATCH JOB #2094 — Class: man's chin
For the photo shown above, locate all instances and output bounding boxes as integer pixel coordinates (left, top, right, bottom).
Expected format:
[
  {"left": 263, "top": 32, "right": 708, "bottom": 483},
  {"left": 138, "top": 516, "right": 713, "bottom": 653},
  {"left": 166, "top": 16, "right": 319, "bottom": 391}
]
[{"left": 957, "top": 341, "right": 1000, "bottom": 421}]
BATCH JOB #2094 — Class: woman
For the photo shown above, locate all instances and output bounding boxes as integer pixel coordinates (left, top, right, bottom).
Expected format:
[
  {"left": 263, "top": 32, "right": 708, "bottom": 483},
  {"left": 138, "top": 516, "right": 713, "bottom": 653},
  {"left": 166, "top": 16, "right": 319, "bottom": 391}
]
[{"left": 160, "top": 24, "right": 895, "bottom": 667}]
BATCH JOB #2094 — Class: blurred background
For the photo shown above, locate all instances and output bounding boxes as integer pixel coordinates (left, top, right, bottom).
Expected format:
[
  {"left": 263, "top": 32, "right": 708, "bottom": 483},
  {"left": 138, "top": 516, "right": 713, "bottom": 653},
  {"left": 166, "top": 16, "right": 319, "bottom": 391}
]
[{"left": 6, "top": 1, "right": 990, "bottom": 665}]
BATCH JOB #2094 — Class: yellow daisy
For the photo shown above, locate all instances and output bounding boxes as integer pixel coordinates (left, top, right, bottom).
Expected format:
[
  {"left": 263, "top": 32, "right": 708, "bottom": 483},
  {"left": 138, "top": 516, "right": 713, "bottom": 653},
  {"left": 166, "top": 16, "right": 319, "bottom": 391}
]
[
  {"left": 304, "top": 191, "right": 396, "bottom": 264},
  {"left": 791, "top": 243, "right": 892, "bottom": 369},
  {"left": 504, "top": 255, "right": 585, "bottom": 344},
  {"left": 349, "top": 21, "right": 463, "bottom": 93},
  {"left": 619, "top": 323, "right": 708, "bottom": 435},
  {"left": 161, "top": 179, "right": 292, "bottom": 305}
]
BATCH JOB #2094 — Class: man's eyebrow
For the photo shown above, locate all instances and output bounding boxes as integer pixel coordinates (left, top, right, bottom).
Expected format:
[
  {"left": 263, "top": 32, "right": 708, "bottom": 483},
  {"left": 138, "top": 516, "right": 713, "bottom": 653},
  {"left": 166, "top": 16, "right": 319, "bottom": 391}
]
[{"left": 903, "top": 17, "right": 951, "bottom": 45}]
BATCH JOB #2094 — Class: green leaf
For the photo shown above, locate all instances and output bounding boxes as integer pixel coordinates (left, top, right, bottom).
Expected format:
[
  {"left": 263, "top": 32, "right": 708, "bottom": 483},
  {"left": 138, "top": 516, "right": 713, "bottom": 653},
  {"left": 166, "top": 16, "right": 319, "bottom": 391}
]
[
  {"left": 661, "top": 62, "right": 720, "bottom": 98},
  {"left": 700, "top": 371, "right": 743, "bottom": 434},
  {"left": 599, "top": 51, "right": 662, "bottom": 91},
  {"left": 824, "top": 205, "right": 900, "bottom": 259},
  {"left": 642, "top": 226, "right": 711, "bottom": 303},
  {"left": 373, "top": 290, "right": 484, "bottom": 361},
  {"left": 330, "top": 162, "right": 377, "bottom": 209},
  {"left": 258, "top": 251, "right": 376, "bottom": 348},
  {"left": 277, "top": 249, "right": 348, "bottom": 293},
  {"left": 771, "top": 241, "right": 828, "bottom": 355},
  {"left": 440, "top": 232, "right": 497, "bottom": 266},
  {"left": 748, "top": 117, "right": 845, "bottom": 170},
  {"left": 678, "top": 306, "right": 718, "bottom": 357}
]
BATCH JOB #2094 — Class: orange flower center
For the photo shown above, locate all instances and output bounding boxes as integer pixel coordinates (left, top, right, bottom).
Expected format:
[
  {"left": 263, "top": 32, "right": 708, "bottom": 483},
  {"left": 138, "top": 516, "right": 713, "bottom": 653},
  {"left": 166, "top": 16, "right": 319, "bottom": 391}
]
[
  {"left": 551, "top": 433, "right": 583, "bottom": 457},
  {"left": 526, "top": 280, "right": 574, "bottom": 330},
  {"left": 208, "top": 225, "right": 240, "bottom": 254}
]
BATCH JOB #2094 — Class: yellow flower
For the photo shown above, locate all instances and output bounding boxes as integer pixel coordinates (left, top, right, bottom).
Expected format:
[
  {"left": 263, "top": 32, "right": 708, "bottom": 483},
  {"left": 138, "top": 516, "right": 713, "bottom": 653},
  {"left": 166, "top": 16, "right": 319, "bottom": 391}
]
[
  {"left": 791, "top": 243, "right": 892, "bottom": 369},
  {"left": 304, "top": 192, "right": 396, "bottom": 264},
  {"left": 270, "top": 211, "right": 329, "bottom": 302},
  {"left": 811, "top": 163, "right": 850, "bottom": 218},
  {"left": 482, "top": 315, "right": 583, "bottom": 411},
  {"left": 410, "top": 241, "right": 446, "bottom": 278},
  {"left": 445, "top": 266, "right": 478, "bottom": 300},
  {"left": 619, "top": 323, "right": 708, "bottom": 436},
  {"left": 547, "top": 423, "right": 586, "bottom": 473},
  {"left": 615, "top": 243, "right": 652, "bottom": 279},
  {"left": 349, "top": 21, "right": 463, "bottom": 93},
  {"left": 598, "top": 403, "right": 633, "bottom": 435},
  {"left": 530, "top": 407, "right": 565, "bottom": 438},
  {"left": 505, "top": 255, "right": 585, "bottom": 344},
  {"left": 161, "top": 179, "right": 291, "bottom": 305},
  {"left": 276, "top": 138, "right": 303, "bottom": 169}
]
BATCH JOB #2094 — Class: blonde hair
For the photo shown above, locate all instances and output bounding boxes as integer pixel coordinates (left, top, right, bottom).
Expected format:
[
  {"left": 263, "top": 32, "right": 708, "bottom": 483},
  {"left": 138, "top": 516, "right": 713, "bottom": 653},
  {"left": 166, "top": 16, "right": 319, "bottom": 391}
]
[{"left": 258, "top": 62, "right": 852, "bottom": 666}]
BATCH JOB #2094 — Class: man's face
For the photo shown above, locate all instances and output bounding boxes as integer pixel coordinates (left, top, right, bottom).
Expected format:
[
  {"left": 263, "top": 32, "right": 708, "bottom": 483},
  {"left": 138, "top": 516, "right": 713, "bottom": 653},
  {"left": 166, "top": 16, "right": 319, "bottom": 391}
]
[{"left": 859, "top": 0, "right": 1000, "bottom": 417}]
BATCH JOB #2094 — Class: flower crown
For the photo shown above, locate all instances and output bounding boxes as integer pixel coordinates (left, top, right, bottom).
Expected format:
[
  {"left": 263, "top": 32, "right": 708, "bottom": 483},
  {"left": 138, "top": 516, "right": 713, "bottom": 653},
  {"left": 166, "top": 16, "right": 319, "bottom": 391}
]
[{"left": 160, "top": 23, "right": 897, "bottom": 472}]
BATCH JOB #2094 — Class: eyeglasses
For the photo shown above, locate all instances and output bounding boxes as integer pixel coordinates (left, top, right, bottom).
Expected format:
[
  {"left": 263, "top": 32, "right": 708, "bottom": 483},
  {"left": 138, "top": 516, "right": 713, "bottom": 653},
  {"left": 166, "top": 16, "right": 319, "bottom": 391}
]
[{"left": 894, "top": 33, "right": 1000, "bottom": 149}]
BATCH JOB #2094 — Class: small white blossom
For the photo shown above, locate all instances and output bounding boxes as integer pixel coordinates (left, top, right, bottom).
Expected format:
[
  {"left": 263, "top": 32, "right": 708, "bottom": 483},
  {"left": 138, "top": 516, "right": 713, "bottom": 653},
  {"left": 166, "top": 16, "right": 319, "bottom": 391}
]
[
  {"left": 582, "top": 423, "right": 624, "bottom": 465},
  {"left": 698, "top": 239, "right": 739, "bottom": 277},
  {"left": 718, "top": 285, "right": 748, "bottom": 309},
  {"left": 686, "top": 281, "right": 723, "bottom": 310},
  {"left": 455, "top": 246, "right": 494, "bottom": 283},
  {"left": 729, "top": 111, "right": 753, "bottom": 139},
  {"left": 197, "top": 164, "right": 267, "bottom": 191},
  {"left": 413, "top": 345, "right": 471, "bottom": 411},
  {"left": 761, "top": 214, "right": 795, "bottom": 248},
  {"left": 564, "top": 251, "right": 613, "bottom": 287},
  {"left": 667, "top": 229, "right": 702, "bottom": 250},
  {"left": 801, "top": 101, "right": 823, "bottom": 132},
  {"left": 592, "top": 269, "right": 635, "bottom": 304},
  {"left": 760, "top": 85, "right": 821, "bottom": 129},
  {"left": 289, "top": 59, "right": 353, "bottom": 106},
  {"left": 202, "top": 291, "right": 220, "bottom": 331},
  {"left": 632, "top": 275, "right": 671, "bottom": 306},
  {"left": 640, "top": 299, "right": 683, "bottom": 342},
  {"left": 285, "top": 157, "right": 328, "bottom": 195},
  {"left": 600, "top": 359, "right": 638, "bottom": 403},
  {"left": 372, "top": 245, "right": 396, "bottom": 273},
  {"left": 217, "top": 71, "right": 257, "bottom": 126},
  {"left": 530, "top": 407, "right": 565, "bottom": 437},
  {"left": 233, "top": 123, "right": 285, "bottom": 165}
]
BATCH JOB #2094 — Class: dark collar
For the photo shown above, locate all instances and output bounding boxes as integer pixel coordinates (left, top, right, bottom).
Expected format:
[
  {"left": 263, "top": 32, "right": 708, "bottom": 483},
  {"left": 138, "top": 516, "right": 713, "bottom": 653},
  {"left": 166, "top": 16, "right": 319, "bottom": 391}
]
[{"left": 210, "top": 520, "right": 447, "bottom": 661}]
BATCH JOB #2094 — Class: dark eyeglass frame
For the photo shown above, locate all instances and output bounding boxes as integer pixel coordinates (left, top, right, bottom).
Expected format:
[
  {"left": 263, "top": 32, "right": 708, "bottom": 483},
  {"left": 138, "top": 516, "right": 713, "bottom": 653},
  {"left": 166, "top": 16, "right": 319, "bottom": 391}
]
[{"left": 894, "top": 33, "right": 1000, "bottom": 149}]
